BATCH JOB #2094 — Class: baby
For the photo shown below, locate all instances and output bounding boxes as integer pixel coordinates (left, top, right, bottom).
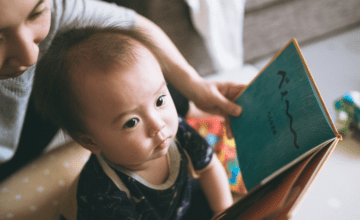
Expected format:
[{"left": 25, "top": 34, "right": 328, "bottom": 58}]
[{"left": 33, "top": 26, "right": 232, "bottom": 219}]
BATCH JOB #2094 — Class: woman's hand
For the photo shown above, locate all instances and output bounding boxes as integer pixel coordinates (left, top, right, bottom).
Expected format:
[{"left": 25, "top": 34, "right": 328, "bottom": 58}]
[
  {"left": 135, "top": 15, "right": 246, "bottom": 137},
  {"left": 187, "top": 79, "right": 246, "bottom": 138}
]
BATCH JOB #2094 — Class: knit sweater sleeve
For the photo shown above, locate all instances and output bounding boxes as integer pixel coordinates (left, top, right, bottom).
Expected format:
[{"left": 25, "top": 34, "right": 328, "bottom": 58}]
[
  {"left": 0, "top": 66, "right": 35, "bottom": 164},
  {"left": 0, "top": 0, "right": 137, "bottom": 164}
]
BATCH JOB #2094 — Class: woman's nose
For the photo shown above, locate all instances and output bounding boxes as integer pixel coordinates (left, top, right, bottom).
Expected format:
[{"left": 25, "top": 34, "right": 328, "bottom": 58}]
[{"left": 8, "top": 28, "right": 39, "bottom": 67}]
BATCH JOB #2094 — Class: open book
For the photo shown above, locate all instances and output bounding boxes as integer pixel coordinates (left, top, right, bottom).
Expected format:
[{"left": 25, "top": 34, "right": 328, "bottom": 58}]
[{"left": 218, "top": 39, "right": 341, "bottom": 219}]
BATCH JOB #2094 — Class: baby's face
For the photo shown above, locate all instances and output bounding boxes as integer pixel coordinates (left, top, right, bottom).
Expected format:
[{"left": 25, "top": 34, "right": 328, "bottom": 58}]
[{"left": 73, "top": 43, "right": 179, "bottom": 170}]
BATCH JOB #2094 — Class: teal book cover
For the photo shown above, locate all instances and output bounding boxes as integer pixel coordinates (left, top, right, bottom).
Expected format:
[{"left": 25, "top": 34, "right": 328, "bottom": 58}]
[{"left": 230, "top": 39, "right": 338, "bottom": 191}]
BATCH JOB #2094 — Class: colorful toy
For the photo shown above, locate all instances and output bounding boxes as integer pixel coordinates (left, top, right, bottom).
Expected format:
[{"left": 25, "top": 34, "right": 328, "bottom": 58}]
[
  {"left": 186, "top": 116, "right": 247, "bottom": 194},
  {"left": 334, "top": 91, "right": 360, "bottom": 135}
]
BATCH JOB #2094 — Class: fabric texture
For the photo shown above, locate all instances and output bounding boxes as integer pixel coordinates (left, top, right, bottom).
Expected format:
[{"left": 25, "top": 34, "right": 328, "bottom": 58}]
[
  {"left": 0, "top": 142, "right": 91, "bottom": 220},
  {"left": 167, "top": 84, "right": 190, "bottom": 118},
  {"left": 185, "top": 0, "right": 246, "bottom": 72},
  {"left": 76, "top": 117, "right": 214, "bottom": 220},
  {"left": 0, "top": 0, "right": 137, "bottom": 174}
]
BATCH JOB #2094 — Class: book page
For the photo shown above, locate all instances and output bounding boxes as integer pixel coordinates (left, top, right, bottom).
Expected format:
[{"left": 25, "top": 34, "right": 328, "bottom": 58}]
[
  {"left": 260, "top": 137, "right": 335, "bottom": 186},
  {"left": 217, "top": 149, "right": 316, "bottom": 220},
  {"left": 230, "top": 39, "right": 336, "bottom": 191},
  {"left": 217, "top": 139, "right": 338, "bottom": 220},
  {"left": 263, "top": 139, "right": 338, "bottom": 219}
]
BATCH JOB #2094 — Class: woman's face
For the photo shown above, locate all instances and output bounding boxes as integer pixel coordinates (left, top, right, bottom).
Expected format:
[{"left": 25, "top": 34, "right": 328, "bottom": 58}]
[{"left": 0, "top": 0, "right": 51, "bottom": 80}]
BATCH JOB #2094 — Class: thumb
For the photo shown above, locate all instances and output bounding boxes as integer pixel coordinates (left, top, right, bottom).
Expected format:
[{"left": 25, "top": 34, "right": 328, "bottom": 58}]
[{"left": 217, "top": 94, "right": 242, "bottom": 117}]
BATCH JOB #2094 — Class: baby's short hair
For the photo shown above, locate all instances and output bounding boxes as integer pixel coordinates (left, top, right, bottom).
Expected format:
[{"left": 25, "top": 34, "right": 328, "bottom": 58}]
[{"left": 33, "top": 25, "right": 168, "bottom": 142}]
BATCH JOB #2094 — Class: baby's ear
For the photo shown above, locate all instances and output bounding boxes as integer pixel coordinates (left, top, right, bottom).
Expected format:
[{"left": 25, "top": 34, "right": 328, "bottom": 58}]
[{"left": 78, "top": 134, "right": 101, "bottom": 154}]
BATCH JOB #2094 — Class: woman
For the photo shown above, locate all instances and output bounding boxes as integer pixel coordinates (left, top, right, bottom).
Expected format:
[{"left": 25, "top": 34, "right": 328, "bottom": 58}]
[{"left": 0, "top": 0, "right": 243, "bottom": 219}]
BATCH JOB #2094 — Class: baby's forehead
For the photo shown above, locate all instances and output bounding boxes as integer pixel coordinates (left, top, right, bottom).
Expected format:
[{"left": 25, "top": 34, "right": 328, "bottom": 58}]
[
  {"left": 67, "top": 37, "right": 143, "bottom": 69},
  {"left": 66, "top": 34, "right": 163, "bottom": 96},
  {"left": 69, "top": 38, "right": 156, "bottom": 71}
]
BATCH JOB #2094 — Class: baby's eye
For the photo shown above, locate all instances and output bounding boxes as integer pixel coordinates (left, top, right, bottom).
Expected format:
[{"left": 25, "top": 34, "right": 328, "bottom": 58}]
[
  {"left": 124, "top": 118, "right": 139, "bottom": 128},
  {"left": 156, "top": 95, "right": 166, "bottom": 107}
]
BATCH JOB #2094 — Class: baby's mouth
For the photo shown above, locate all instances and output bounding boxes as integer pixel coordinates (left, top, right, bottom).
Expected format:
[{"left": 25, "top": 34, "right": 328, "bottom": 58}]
[{"left": 157, "top": 137, "right": 171, "bottom": 150}]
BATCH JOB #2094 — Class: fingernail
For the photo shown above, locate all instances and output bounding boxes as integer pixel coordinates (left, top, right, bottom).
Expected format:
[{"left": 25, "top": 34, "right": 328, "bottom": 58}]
[
  {"left": 228, "top": 131, "right": 233, "bottom": 139},
  {"left": 234, "top": 106, "right": 242, "bottom": 116}
]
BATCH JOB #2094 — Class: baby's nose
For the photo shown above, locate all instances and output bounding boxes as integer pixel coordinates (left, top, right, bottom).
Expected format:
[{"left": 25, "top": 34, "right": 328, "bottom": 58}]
[{"left": 149, "top": 120, "right": 165, "bottom": 137}]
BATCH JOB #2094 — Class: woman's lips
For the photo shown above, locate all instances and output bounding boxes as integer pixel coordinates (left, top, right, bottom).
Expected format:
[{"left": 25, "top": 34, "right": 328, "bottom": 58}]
[
  {"left": 0, "top": 67, "right": 29, "bottom": 79},
  {"left": 0, "top": 72, "right": 24, "bottom": 79}
]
